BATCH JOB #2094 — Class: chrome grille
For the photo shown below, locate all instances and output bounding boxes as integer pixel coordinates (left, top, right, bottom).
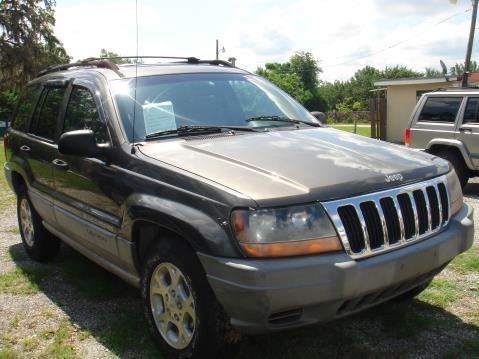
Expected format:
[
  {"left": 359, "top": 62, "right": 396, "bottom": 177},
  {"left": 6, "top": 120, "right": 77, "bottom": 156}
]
[{"left": 322, "top": 175, "right": 450, "bottom": 259}]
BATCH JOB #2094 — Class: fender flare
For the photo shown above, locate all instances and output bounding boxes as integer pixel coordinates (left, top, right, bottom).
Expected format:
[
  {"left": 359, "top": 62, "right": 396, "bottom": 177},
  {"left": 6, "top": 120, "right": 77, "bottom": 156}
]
[
  {"left": 123, "top": 193, "right": 240, "bottom": 261},
  {"left": 426, "top": 139, "right": 474, "bottom": 170}
]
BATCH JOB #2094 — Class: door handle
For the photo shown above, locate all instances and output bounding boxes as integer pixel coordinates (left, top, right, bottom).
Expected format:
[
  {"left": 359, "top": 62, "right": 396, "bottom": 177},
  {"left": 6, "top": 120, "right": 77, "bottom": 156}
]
[
  {"left": 459, "top": 128, "right": 472, "bottom": 134},
  {"left": 52, "top": 159, "right": 69, "bottom": 170},
  {"left": 20, "top": 145, "right": 31, "bottom": 152}
]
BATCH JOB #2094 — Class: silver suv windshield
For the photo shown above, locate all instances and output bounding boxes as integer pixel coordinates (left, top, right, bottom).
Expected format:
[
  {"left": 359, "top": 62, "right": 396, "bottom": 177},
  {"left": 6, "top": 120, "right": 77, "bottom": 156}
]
[{"left": 111, "top": 73, "right": 318, "bottom": 141}]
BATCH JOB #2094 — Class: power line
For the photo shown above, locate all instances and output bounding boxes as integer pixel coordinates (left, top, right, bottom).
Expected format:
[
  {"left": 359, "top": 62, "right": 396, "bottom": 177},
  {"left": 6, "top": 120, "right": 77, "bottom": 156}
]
[{"left": 322, "top": 8, "right": 472, "bottom": 68}]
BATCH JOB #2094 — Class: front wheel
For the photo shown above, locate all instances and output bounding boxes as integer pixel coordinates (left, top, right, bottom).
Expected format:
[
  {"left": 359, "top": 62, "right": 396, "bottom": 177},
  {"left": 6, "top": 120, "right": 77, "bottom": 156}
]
[
  {"left": 436, "top": 150, "right": 469, "bottom": 189},
  {"left": 141, "top": 239, "right": 234, "bottom": 358},
  {"left": 17, "top": 192, "right": 60, "bottom": 262}
]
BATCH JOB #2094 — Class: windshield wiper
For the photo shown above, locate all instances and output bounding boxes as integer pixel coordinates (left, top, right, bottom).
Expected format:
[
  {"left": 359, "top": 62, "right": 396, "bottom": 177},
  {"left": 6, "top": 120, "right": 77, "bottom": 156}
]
[
  {"left": 144, "top": 125, "right": 258, "bottom": 140},
  {"left": 246, "top": 115, "right": 320, "bottom": 127}
]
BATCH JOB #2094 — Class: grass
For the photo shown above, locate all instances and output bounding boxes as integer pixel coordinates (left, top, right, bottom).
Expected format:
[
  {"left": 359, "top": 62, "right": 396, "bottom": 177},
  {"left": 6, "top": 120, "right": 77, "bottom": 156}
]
[
  {"left": 331, "top": 124, "right": 371, "bottom": 137},
  {"left": 449, "top": 245, "right": 479, "bottom": 274},
  {"left": 0, "top": 266, "right": 50, "bottom": 295},
  {"left": 0, "top": 141, "right": 16, "bottom": 211},
  {"left": 61, "top": 251, "right": 137, "bottom": 301},
  {"left": 98, "top": 310, "right": 159, "bottom": 358},
  {"left": 39, "top": 320, "right": 79, "bottom": 359},
  {"left": 418, "top": 278, "right": 460, "bottom": 308}
]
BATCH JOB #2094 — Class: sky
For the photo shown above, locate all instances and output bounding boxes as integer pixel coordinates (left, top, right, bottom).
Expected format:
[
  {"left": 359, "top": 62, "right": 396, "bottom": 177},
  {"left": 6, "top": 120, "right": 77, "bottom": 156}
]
[{"left": 54, "top": 0, "right": 478, "bottom": 82}]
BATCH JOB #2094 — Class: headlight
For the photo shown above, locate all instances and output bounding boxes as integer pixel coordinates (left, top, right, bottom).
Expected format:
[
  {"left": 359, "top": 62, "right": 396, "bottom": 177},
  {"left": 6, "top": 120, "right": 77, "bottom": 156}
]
[
  {"left": 446, "top": 169, "right": 463, "bottom": 216},
  {"left": 231, "top": 204, "right": 342, "bottom": 257}
]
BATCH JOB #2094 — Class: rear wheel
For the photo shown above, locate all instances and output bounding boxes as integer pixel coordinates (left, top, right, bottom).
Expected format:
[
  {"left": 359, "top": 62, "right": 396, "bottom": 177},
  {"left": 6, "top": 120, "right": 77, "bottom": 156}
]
[
  {"left": 435, "top": 150, "right": 469, "bottom": 188},
  {"left": 17, "top": 191, "right": 60, "bottom": 262},
  {"left": 141, "top": 239, "right": 233, "bottom": 358}
]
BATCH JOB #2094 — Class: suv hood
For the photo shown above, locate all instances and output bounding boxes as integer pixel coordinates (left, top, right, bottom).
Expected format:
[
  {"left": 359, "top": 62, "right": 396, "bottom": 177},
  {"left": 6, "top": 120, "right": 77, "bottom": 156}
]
[{"left": 139, "top": 128, "right": 449, "bottom": 207}]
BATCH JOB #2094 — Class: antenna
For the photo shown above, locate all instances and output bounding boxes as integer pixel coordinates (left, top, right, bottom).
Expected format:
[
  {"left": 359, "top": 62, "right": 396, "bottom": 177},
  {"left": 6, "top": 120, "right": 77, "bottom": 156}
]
[{"left": 131, "top": 0, "right": 139, "bottom": 153}]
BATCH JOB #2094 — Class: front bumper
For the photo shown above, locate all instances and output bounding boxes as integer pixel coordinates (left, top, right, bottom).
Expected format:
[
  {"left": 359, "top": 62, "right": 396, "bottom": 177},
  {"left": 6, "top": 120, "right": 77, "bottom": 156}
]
[{"left": 198, "top": 203, "right": 474, "bottom": 334}]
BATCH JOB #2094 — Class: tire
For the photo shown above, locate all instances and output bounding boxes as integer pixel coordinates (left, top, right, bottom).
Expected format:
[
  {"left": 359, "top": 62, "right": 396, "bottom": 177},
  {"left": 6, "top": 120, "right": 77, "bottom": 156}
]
[
  {"left": 141, "top": 239, "right": 234, "bottom": 358},
  {"left": 17, "top": 191, "right": 60, "bottom": 262},
  {"left": 394, "top": 279, "right": 432, "bottom": 301},
  {"left": 436, "top": 150, "right": 469, "bottom": 189}
]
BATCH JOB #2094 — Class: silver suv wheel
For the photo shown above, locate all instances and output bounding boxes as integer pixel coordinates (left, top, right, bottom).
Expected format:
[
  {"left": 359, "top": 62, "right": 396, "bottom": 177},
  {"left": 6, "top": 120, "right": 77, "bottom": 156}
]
[
  {"left": 19, "top": 197, "right": 34, "bottom": 247},
  {"left": 149, "top": 262, "right": 196, "bottom": 350}
]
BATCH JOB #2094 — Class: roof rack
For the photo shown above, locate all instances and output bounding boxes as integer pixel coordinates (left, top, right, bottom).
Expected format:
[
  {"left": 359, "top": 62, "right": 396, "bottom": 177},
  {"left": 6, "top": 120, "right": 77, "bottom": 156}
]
[
  {"left": 36, "top": 58, "right": 123, "bottom": 78},
  {"left": 35, "top": 56, "right": 235, "bottom": 78}
]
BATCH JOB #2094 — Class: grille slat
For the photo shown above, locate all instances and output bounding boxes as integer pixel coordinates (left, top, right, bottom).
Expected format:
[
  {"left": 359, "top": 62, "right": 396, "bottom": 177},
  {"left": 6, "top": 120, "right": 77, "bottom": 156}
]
[
  {"left": 323, "top": 176, "right": 451, "bottom": 260},
  {"left": 426, "top": 186, "right": 440, "bottom": 230},
  {"left": 380, "top": 197, "right": 401, "bottom": 244},
  {"left": 438, "top": 183, "right": 449, "bottom": 223},
  {"left": 360, "top": 202, "right": 384, "bottom": 250},
  {"left": 337, "top": 206, "right": 365, "bottom": 253}
]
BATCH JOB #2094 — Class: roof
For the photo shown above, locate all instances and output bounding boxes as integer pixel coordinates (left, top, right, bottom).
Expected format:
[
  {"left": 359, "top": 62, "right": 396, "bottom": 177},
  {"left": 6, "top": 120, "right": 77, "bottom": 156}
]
[
  {"left": 110, "top": 63, "right": 249, "bottom": 79},
  {"left": 373, "top": 76, "right": 460, "bottom": 87}
]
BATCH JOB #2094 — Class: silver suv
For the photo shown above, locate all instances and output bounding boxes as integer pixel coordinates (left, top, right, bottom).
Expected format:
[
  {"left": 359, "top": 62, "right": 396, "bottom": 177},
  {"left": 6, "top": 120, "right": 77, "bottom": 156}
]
[{"left": 406, "top": 88, "right": 479, "bottom": 188}]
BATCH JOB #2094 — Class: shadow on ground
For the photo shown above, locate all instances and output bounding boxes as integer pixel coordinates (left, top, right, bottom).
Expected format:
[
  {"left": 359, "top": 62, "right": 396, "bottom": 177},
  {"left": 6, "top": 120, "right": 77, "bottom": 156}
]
[{"left": 7, "top": 240, "right": 479, "bottom": 358}]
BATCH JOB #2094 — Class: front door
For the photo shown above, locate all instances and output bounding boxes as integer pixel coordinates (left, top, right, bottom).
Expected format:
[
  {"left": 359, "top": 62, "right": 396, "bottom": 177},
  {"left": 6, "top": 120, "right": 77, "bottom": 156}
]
[
  {"left": 52, "top": 83, "right": 123, "bottom": 260},
  {"left": 456, "top": 96, "right": 479, "bottom": 169}
]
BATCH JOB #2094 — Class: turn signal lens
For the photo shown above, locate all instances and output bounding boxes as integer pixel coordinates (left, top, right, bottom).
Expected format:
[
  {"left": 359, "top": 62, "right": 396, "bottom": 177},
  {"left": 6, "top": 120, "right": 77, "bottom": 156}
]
[
  {"left": 239, "top": 237, "right": 342, "bottom": 257},
  {"left": 404, "top": 128, "right": 411, "bottom": 146}
]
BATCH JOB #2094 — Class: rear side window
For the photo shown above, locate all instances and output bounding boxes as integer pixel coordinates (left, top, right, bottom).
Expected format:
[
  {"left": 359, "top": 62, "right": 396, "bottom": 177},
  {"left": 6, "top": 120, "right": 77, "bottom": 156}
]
[
  {"left": 463, "top": 98, "right": 479, "bottom": 124},
  {"left": 33, "top": 87, "right": 67, "bottom": 140},
  {"left": 418, "top": 97, "right": 462, "bottom": 123},
  {"left": 12, "top": 85, "right": 41, "bottom": 132},
  {"left": 63, "top": 87, "right": 108, "bottom": 143}
]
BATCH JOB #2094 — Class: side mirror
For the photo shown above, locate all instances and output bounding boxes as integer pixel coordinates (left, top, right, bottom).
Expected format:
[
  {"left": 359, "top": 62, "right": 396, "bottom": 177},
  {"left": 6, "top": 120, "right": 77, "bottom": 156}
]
[
  {"left": 58, "top": 130, "right": 110, "bottom": 161},
  {"left": 310, "top": 111, "right": 327, "bottom": 125}
]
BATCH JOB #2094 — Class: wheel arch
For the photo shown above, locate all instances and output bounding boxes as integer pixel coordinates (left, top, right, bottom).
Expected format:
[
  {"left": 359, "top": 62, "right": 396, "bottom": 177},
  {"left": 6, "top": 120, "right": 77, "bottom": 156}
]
[
  {"left": 124, "top": 193, "right": 240, "bottom": 272},
  {"left": 426, "top": 139, "right": 474, "bottom": 170}
]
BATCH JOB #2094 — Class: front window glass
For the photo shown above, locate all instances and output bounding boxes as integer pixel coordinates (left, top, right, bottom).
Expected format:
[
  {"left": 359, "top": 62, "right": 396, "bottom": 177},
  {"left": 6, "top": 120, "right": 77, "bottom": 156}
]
[
  {"left": 463, "top": 98, "right": 479, "bottom": 124},
  {"left": 418, "top": 97, "right": 462, "bottom": 123},
  {"left": 64, "top": 87, "right": 108, "bottom": 143},
  {"left": 111, "top": 73, "right": 317, "bottom": 141}
]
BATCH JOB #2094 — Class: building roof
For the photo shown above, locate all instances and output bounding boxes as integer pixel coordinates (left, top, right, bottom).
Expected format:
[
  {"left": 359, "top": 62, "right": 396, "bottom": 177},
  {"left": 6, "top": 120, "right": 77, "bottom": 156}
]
[{"left": 373, "top": 76, "right": 460, "bottom": 87}]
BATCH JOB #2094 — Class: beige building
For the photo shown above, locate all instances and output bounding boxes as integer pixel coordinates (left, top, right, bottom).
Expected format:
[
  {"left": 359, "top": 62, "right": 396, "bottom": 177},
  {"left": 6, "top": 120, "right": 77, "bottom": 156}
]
[{"left": 373, "top": 76, "right": 461, "bottom": 143}]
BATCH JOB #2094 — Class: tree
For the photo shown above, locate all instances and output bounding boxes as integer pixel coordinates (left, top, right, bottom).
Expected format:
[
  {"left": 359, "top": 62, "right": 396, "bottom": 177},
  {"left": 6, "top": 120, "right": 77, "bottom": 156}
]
[
  {"left": 0, "top": 0, "right": 70, "bottom": 89},
  {"left": 450, "top": 61, "right": 479, "bottom": 75},
  {"left": 289, "top": 51, "right": 321, "bottom": 92},
  {"left": 256, "top": 52, "right": 326, "bottom": 110},
  {"left": 425, "top": 67, "right": 443, "bottom": 77},
  {"left": 100, "top": 49, "right": 133, "bottom": 64}
]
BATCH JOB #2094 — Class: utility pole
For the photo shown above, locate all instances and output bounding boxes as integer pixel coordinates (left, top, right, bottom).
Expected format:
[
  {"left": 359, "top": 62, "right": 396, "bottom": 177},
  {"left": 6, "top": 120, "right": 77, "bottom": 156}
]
[
  {"left": 463, "top": 0, "right": 478, "bottom": 87},
  {"left": 216, "top": 39, "right": 219, "bottom": 60}
]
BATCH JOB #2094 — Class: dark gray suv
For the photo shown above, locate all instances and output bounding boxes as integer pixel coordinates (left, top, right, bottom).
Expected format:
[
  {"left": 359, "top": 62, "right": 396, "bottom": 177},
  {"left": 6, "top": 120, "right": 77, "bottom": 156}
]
[{"left": 3, "top": 57, "right": 474, "bottom": 358}]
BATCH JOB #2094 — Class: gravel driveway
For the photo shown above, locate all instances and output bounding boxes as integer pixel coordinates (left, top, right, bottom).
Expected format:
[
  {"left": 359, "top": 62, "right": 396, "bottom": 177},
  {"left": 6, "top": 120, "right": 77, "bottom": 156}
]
[{"left": 0, "top": 182, "right": 478, "bottom": 358}]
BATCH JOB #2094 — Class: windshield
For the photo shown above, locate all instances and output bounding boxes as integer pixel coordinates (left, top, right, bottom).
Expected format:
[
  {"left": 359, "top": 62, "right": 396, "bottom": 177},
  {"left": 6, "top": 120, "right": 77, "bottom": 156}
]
[{"left": 111, "top": 73, "right": 318, "bottom": 141}]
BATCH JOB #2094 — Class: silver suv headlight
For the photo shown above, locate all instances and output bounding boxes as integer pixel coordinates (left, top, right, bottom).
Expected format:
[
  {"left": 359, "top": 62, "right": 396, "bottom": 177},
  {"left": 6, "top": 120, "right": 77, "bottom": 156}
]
[
  {"left": 446, "top": 169, "right": 463, "bottom": 216},
  {"left": 231, "top": 204, "right": 342, "bottom": 257}
]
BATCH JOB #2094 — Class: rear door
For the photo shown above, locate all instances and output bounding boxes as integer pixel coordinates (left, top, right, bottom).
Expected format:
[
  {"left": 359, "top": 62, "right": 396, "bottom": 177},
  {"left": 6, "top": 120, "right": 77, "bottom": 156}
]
[
  {"left": 52, "top": 83, "right": 123, "bottom": 261},
  {"left": 410, "top": 95, "right": 464, "bottom": 149},
  {"left": 456, "top": 96, "right": 479, "bottom": 168},
  {"left": 22, "top": 84, "right": 68, "bottom": 225}
]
